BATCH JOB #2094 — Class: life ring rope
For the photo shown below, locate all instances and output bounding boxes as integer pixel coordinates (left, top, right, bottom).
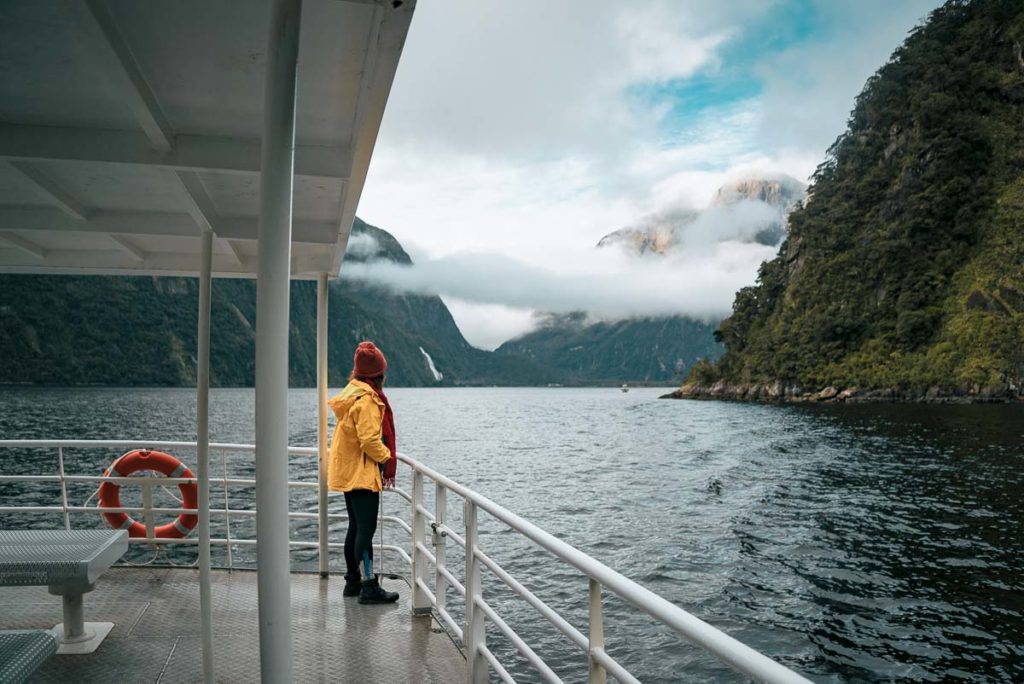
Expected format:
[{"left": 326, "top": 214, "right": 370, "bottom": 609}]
[{"left": 98, "top": 449, "right": 199, "bottom": 539}]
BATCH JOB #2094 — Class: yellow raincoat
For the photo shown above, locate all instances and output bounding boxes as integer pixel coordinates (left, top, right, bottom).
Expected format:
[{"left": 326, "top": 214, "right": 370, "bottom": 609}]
[{"left": 327, "top": 379, "right": 392, "bottom": 493}]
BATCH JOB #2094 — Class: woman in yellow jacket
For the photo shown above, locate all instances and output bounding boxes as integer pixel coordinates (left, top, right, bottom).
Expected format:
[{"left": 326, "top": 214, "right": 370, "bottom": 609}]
[{"left": 327, "top": 341, "right": 399, "bottom": 604}]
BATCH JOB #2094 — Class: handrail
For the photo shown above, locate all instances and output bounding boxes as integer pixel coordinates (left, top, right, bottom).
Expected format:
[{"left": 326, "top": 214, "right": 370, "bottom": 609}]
[
  {"left": 398, "top": 451, "right": 812, "bottom": 684},
  {"left": 0, "top": 439, "right": 811, "bottom": 683},
  {"left": 0, "top": 439, "right": 316, "bottom": 456}
]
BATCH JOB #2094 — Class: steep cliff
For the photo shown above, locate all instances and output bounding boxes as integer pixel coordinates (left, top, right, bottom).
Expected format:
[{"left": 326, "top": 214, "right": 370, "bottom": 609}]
[{"left": 673, "top": 0, "right": 1024, "bottom": 402}]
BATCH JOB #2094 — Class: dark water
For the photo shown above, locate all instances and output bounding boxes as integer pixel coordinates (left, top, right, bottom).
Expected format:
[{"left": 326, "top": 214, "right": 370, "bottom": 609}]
[{"left": 0, "top": 387, "right": 1022, "bottom": 683}]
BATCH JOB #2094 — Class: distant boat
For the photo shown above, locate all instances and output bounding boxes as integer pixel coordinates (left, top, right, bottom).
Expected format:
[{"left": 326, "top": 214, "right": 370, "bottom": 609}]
[{"left": 621, "top": 384, "right": 630, "bottom": 393}]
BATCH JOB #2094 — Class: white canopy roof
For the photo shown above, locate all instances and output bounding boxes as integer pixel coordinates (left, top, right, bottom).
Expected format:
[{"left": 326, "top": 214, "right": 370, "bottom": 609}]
[{"left": 0, "top": 0, "right": 414, "bottom": 279}]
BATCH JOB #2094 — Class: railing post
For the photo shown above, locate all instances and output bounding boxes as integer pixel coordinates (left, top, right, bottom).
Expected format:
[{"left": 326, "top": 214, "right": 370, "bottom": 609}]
[
  {"left": 410, "top": 469, "right": 430, "bottom": 613},
  {"left": 589, "top": 578, "right": 607, "bottom": 684},
  {"left": 464, "top": 500, "right": 487, "bottom": 684},
  {"left": 222, "top": 452, "right": 233, "bottom": 570},
  {"left": 433, "top": 483, "right": 447, "bottom": 617},
  {"left": 57, "top": 447, "right": 70, "bottom": 530}
]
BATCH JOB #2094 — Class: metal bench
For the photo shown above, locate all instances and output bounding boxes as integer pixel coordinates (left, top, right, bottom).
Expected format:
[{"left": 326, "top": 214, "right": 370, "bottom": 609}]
[
  {"left": 0, "top": 630, "right": 58, "bottom": 683},
  {"left": 0, "top": 530, "right": 128, "bottom": 654}
]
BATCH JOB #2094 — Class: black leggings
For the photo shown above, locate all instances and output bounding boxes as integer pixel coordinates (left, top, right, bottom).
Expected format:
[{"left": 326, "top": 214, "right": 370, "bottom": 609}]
[{"left": 344, "top": 489, "right": 379, "bottom": 579}]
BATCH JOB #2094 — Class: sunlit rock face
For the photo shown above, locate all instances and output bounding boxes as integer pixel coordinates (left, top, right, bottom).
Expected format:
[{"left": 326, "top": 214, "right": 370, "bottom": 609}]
[
  {"left": 597, "top": 174, "right": 806, "bottom": 255},
  {"left": 595, "top": 208, "right": 697, "bottom": 255},
  {"left": 710, "top": 176, "right": 807, "bottom": 246},
  {"left": 711, "top": 176, "right": 806, "bottom": 211}
]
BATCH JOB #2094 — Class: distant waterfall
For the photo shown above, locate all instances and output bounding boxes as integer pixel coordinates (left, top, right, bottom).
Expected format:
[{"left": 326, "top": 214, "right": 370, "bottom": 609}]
[{"left": 419, "top": 347, "right": 444, "bottom": 382}]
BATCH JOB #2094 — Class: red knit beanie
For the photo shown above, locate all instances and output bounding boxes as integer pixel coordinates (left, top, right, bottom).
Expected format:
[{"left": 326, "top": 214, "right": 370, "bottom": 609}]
[{"left": 353, "top": 341, "right": 387, "bottom": 377}]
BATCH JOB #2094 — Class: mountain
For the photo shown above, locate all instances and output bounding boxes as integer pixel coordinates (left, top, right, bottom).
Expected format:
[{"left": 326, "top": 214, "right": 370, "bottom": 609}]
[
  {"left": 495, "top": 312, "right": 721, "bottom": 385},
  {"left": 671, "top": 0, "right": 1024, "bottom": 402},
  {"left": 595, "top": 208, "right": 697, "bottom": 256},
  {"left": 0, "top": 219, "right": 558, "bottom": 387},
  {"left": 502, "top": 175, "right": 805, "bottom": 384},
  {"left": 709, "top": 176, "right": 807, "bottom": 246},
  {"left": 596, "top": 175, "right": 806, "bottom": 255}
]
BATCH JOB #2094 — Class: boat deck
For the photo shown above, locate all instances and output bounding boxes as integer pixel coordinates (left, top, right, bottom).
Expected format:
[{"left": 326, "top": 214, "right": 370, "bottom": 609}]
[{"left": 2, "top": 566, "right": 466, "bottom": 683}]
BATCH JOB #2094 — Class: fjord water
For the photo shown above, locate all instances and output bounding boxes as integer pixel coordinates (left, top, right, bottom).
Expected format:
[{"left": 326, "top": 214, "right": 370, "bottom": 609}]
[{"left": 1, "top": 387, "right": 1021, "bottom": 682}]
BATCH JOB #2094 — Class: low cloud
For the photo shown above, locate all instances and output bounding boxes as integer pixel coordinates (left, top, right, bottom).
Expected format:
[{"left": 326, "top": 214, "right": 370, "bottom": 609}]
[
  {"left": 682, "top": 200, "right": 781, "bottom": 246},
  {"left": 611, "top": 198, "right": 784, "bottom": 252},
  {"left": 343, "top": 235, "right": 777, "bottom": 322},
  {"left": 441, "top": 299, "right": 538, "bottom": 351},
  {"left": 349, "top": 187, "right": 795, "bottom": 347},
  {"left": 343, "top": 232, "right": 380, "bottom": 259}
]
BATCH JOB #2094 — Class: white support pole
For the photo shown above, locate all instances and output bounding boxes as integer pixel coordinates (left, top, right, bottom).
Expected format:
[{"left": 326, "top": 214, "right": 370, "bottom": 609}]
[
  {"left": 197, "top": 228, "right": 215, "bottom": 684},
  {"left": 316, "top": 272, "right": 329, "bottom": 578},
  {"left": 434, "top": 483, "right": 448, "bottom": 616},
  {"left": 255, "top": 0, "right": 302, "bottom": 682},
  {"left": 57, "top": 447, "right": 70, "bottom": 531}
]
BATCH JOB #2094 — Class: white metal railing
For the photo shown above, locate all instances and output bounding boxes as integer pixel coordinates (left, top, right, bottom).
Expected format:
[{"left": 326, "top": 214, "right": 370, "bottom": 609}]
[
  {"left": 0, "top": 440, "right": 410, "bottom": 568},
  {"left": 0, "top": 440, "right": 811, "bottom": 683},
  {"left": 399, "top": 452, "right": 812, "bottom": 684}
]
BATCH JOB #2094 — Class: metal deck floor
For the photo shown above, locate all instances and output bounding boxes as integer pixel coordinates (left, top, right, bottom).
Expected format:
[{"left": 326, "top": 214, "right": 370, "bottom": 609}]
[{"left": 1, "top": 567, "right": 466, "bottom": 683}]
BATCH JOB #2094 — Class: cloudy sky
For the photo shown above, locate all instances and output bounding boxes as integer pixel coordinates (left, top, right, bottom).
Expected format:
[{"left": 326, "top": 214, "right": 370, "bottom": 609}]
[{"left": 354, "top": 0, "right": 943, "bottom": 349}]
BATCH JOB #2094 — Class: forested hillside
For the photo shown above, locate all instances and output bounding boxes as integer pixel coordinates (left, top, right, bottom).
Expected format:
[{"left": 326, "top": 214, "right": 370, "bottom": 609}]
[
  {"left": 497, "top": 312, "right": 721, "bottom": 385},
  {"left": 0, "top": 219, "right": 558, "bottom": 387},
  {"left": 675, "top": 0, "right": 1024, "bottom": 402}
]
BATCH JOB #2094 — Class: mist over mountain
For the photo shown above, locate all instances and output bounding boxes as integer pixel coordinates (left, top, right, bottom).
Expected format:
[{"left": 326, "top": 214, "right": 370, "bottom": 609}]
[
  {"left": 1, "top": 168, "right": 819, "bottom": 387},
  {"left": 495, "top": 311, "right": 721, "bottom": 384},
  {"left": 499, "top": 176, "right": 806, "bottom": 384},
  {"left": 597, "top": 175, "right": 806, "bottom": 255},
  {"left": 0, "top": 219, "right": 557, "bottom": 387}
]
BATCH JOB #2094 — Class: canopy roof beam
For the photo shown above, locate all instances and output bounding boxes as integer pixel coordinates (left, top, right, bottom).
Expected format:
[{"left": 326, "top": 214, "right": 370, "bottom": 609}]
[
  {"left": 74, "top": 0, "right": 174, "bottom": 151},
  {"left": 0, "top": 208, "right": 339, "bottom": 245},
  {"left": 176, "top": 171, "right": 219, "bottom": 234},
  {"left": 106, "top": 234, "right": 146, "bottom": 262},
  {"left": 7, "top": 162, "right": 92, "bottom": 221},
  {"left": 0, "top": 0, "right": 416, "bottom": 279},
  {"left": 0, "top": 250, "right": 331, "bottom": 278},
  {"left": 0, "top": 232, "right": 47, "bottom": 259},
  {"left": 224, "top": 239, "right": 245, "bottom": 266},
  {"left": 0, "top": 125, "right": 351, "bottom": 180}
]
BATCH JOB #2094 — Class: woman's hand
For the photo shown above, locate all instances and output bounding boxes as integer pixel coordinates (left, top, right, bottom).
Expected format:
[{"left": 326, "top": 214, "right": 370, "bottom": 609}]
[{"left": 380, "top": 462, "right": 396, "bottom": 489}]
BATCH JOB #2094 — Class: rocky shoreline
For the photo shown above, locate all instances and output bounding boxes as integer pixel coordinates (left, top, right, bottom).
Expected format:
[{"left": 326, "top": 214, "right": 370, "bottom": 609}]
[{"left": 661, "top": 380, "right": 1024, "bottom": 403}]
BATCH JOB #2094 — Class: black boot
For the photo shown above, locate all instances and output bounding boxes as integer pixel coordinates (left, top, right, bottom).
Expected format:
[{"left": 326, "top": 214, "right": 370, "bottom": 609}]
[
  {"left": 343, "top": 573, "right": 361, "bottom": 597},
  {"left": 358, "top": 575, "right": 399, "bottom": 604}
]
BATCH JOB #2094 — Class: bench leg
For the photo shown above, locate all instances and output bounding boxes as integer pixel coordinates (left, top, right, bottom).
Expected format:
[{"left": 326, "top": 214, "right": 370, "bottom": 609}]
[
  {"left": 61, "top": 593, "right": 86, "bottom": 640},
  {"left": 50, "top": 591, "right": 115, "bottom": 654}
]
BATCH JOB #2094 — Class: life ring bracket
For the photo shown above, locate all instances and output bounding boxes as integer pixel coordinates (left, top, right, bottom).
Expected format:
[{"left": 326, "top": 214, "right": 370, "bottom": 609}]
[{"left": 97, "top": 449, "right": 199, "bottom": 539}]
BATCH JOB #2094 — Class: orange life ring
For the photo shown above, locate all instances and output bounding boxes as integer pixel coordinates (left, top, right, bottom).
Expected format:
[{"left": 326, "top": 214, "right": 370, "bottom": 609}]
[{"left": 98, "top": 449, "right": 199, "bottom": 539}]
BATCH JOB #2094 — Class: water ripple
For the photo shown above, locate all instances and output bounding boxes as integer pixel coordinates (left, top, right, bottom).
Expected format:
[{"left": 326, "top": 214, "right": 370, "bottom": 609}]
[{"left": 0, "top": 388, "right": 1021, "bottom": 682}]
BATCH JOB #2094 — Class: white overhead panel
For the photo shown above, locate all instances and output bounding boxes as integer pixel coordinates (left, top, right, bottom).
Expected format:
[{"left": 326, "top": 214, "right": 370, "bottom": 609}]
[{"left": 0, "top": 0, "right": 415, "bottom": 279}]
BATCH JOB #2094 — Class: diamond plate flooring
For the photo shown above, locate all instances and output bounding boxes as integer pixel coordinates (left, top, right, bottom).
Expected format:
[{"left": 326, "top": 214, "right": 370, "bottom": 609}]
[{"left": 0, "top": 567, "right": 466, "bottom": 683}]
